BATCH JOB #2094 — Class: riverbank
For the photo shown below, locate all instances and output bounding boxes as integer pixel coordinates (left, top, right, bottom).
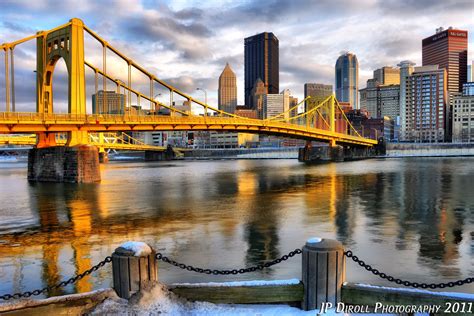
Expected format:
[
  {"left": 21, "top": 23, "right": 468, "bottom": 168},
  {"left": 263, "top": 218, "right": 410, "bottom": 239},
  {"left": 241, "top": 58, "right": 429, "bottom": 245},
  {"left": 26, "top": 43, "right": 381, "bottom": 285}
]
[{"left": 386, "top": 142, "right": 474, "bottom": 157}]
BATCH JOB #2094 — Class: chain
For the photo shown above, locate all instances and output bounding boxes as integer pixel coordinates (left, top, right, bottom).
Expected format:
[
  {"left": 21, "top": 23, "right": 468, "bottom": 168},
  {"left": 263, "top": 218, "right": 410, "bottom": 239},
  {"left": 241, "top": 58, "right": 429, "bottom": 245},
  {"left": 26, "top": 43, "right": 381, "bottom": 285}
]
[
  {"left": 155, "top": 249, "right": 302, "bottom": 275},
  {"left": 0, "top": 256, "right": 112, "bottom": 301},
  {"left": 344, "top": 250, "right": 473, "bottom": 289}
]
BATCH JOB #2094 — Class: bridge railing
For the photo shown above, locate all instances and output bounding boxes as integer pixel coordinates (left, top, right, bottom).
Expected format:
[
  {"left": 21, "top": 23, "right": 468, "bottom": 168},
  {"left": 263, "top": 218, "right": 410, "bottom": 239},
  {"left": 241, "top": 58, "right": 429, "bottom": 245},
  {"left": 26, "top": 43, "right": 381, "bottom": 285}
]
[{"left": 0, "top": 112, "right": 379, "bottom": 145}]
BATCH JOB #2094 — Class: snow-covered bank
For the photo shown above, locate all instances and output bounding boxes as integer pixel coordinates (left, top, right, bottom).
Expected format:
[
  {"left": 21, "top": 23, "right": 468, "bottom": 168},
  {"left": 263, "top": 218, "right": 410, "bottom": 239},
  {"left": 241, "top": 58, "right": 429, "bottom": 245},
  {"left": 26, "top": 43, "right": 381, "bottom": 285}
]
[{"left": 91, "top": 283, "right": 343, "bottom": 316}]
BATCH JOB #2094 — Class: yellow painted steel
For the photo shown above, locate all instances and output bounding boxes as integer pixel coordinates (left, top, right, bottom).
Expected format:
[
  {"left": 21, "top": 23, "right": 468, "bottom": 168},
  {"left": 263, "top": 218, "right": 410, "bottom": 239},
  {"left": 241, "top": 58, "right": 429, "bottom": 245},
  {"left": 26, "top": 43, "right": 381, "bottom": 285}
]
[
  {"left": 0, "top": 18, "right": 377, "bottom": 148},
  {"left": 0, "top": 133, "right": 180, "bottom": 152},
  {"left": 0, "top": 113, "right": 377, "bottom": 146}
]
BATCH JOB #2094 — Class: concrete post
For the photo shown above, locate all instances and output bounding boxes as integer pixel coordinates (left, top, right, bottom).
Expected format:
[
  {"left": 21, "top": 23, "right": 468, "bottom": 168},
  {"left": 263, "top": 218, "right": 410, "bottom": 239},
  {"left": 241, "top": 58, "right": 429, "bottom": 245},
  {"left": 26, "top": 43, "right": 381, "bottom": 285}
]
[
  {"left": 302, "top": 238, "right": 345, "bottom": 311},
  {"left": 112, "top": 244, "right": 158, "bottom": 299}
]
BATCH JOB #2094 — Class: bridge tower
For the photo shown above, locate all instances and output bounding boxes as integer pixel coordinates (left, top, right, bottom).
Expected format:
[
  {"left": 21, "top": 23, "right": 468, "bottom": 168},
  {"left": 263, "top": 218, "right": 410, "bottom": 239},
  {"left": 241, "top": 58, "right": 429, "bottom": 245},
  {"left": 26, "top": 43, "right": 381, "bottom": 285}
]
[{"left": 28, "top": 18, "right": 100, "bottom": 183}]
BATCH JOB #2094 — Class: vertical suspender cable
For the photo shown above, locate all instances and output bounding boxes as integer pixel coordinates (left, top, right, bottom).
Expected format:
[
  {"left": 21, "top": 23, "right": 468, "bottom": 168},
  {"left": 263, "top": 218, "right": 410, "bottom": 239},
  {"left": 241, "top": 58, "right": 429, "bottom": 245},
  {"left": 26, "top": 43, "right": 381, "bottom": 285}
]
[
  {"left": 102, "top": 43, "right": 107, "bottom": 114},
  {"left": 4, "top": 48, "right": 10, "bottom": 112},
  {"left": 10, "top": 47, "right": 15, "bottom": 112}
]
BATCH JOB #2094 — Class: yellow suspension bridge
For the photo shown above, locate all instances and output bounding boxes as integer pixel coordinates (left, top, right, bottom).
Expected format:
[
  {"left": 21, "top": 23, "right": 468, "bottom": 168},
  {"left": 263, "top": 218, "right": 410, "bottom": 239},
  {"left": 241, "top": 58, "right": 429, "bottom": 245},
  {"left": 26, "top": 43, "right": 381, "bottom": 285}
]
[{"left": 0, "top": 18, "right": 376, "bottom": 149}]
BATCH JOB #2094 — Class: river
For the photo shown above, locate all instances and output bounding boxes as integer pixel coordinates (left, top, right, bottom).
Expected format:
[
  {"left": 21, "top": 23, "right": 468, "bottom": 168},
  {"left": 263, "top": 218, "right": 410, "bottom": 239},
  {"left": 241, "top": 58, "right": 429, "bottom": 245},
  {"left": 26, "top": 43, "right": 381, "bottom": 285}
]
[{"left": 0, "top": 158, "right": 473, "bottom": 297}]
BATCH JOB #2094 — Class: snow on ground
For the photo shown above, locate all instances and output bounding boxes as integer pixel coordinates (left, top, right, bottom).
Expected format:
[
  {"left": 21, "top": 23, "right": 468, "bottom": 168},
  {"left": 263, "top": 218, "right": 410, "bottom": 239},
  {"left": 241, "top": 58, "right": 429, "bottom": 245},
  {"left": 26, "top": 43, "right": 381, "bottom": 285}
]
[
  {"left": 91, "top": 283, "right": 392, "bottom": 316},
  {"left": 354, "top": 283, "right": 474, "bottom": 299},
  {"left": 119, "top": 241, "right": 152, "bottom": 257},
  {"left": 173, "top": 279, "right": 301, "bottom": 288}
]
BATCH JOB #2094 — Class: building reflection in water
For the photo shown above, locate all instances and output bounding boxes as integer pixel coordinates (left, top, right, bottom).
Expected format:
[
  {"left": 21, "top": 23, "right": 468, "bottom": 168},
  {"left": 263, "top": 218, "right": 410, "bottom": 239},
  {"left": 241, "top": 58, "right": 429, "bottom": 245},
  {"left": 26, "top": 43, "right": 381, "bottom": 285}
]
[{"left": 0, "top": 159, "right": 473, "bottom": 295}]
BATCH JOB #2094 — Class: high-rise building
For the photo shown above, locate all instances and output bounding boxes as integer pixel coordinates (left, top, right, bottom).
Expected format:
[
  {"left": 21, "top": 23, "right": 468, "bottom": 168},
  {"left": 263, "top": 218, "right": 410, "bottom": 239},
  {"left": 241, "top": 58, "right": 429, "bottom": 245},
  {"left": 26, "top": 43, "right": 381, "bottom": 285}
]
[
  {"left": 304, "top": 83, "right": 333, "bottom": 112},
  {"left": 92, "top": 90, "right": 125, "bottom": 114},
  {"left": 378, "top": 85, "right": 400, "bottom": 119},
  {"left": 422, "top": 27, "right": 468, "bottom": 93},
  {"left": 359, "top": 79, "right": 379, "bottom": 117},
  {"left": 244, "top": 32, "right": 279, "bottom": 107},
  {"left": 335, "top": 52, "right": 359, "bottom": 109},
  {"left": 218, "top": 63, "right": 237, "bottom": 114},
  {"left": 373, "top": 66, "right": 400, "bottom": 85},
  {"left": 398, "top": 60, "right": 416, "bottom": 141},
  {"left": 262, "top": 89, "right": 293, "bottom": 119},
  {"left": 405, "top": 65, "right": 448, "bottom": 142},
  {"left": 452, "top": 83, "right": 474, "bottom": 142},
  {"left": 359, "top": 83, "right": 399, "bottom": 119}
]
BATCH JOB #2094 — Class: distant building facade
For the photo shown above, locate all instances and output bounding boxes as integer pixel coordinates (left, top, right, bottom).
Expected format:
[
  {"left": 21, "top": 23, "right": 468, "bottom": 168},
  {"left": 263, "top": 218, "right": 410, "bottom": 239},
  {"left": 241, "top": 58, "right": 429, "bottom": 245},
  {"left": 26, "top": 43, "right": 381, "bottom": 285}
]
[
  {"left": 263, "top": 89, "right": 292, "bottom": 119},
  {"left": 373, "top": 66, "right": 400, "bottom": 85},
  {"left": 405, "top": 66, "right": 448, "bottom": 142},
  {"left": 422, "top": 27, "right": 468, "bottom": 93},
  {"left": 360, "top": 74, "right": 400, "bottom": 119},
  {"left": 335, "top": 52, "right": 359, "bottom": 109},
  {"left": 398, "top": 60, "right": 416, "bottom": 141},
  {"left": 452, "top": 83, "right": 474, "bottom": 142},
  {"left": 251, "top": 78, "right": 267, "bottom": 119},
  {"left": 244, "top": 32, "right": 279, "bottom": 107},
  {"left": 218, "top": 63, "right": 237, "bottom": 113},
  {"left": 92, "top": 90, "right": 125, "bottom": 114},
  {"left": 304, "top": 83, "right": 333, "bottom": 112}
]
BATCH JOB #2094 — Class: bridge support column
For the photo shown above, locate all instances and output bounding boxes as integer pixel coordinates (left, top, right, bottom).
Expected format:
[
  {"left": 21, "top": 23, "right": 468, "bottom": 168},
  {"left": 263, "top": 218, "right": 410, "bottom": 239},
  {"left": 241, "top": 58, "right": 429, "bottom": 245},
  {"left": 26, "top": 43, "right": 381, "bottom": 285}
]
[
  {"left": 28, "top": 145, "right": 101, "bottom": 183},
  {"left": 144, "top": 146, "right": 175, "bottom": 161},
  {"left": 298, "top": 145, "right": 344, "bottom": 163}
]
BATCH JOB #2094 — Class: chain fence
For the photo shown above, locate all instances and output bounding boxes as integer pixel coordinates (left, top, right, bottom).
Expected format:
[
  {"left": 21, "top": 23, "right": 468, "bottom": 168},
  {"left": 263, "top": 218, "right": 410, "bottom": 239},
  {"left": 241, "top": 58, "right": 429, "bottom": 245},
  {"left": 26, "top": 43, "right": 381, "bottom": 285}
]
[
  {"left": 1, "top": 247, "right": 472, "bottom": 302},
  {"left": 155, "top": 248, "right": 302, "bottom": 275},
  {"left": 344, "top": 250, "right": 473, "bottom": 289}
]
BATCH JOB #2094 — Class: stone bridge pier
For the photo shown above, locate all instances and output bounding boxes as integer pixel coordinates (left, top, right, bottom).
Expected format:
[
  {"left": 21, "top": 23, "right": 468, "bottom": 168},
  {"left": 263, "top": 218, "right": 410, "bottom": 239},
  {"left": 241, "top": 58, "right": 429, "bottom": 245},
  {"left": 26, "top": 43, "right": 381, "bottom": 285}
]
[
  {"left": 28, "top": 145, "right": 101, "bottom": 183},
  {"left": 298, "top": 141, "right": 385, "bottom": 163}
]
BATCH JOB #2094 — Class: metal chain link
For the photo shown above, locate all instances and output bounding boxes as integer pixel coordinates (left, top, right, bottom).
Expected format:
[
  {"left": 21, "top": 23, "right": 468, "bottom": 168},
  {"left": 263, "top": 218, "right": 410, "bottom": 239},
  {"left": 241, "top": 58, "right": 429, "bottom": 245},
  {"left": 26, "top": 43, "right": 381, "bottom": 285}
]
[
  {"left": 155, "top": 249, "right": 302, "bottom": 275},
  {"left": 344, "top": 250, "right": 473, "bottom": 289},
  {"left": 0, "top": 256, "right": 112, "bottom": 301}
]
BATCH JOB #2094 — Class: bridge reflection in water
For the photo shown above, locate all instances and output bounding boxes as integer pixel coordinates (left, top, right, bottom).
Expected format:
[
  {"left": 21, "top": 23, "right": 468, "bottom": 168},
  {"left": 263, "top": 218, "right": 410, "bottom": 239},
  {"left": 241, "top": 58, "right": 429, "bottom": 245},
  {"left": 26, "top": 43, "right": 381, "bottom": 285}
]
[{"left": 0, "top": 158, "right": 472, "bottom": 296}]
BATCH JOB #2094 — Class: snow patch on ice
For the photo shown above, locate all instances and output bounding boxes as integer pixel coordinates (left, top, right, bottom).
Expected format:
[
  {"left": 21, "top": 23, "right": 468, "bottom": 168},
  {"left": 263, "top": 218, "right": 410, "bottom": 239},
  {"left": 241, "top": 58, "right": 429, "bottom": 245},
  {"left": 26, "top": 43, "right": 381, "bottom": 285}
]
[
  {"left": 354, "top": 283, "right": 474, "bottom": 300},
  {"left": 119, "top": 241, "right": 152, "bottom": 257},
  {"left": 172, "top": 278, "right": 301, "bottom": 288}
]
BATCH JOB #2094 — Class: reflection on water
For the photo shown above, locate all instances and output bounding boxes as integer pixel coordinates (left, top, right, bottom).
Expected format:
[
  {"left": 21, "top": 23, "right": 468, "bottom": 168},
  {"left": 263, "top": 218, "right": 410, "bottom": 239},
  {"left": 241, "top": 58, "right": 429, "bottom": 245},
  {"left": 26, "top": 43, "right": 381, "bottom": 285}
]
[{"left": 0, "top": 158, "right": 473, "bottom": 297}]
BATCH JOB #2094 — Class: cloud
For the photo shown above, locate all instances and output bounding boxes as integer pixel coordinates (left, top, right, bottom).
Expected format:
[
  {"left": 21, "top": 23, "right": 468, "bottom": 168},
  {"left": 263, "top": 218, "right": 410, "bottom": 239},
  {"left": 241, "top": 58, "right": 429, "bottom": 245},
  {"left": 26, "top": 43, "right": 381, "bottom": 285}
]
[{"left": 0, "top": 0, "right": 473, "bottom": 108}]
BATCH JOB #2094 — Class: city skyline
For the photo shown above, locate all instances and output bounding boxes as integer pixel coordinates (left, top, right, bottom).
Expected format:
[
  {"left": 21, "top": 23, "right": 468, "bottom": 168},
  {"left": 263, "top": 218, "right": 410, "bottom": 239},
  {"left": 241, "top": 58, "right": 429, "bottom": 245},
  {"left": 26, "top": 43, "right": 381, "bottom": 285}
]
[{"left": 0, "top": 0, "right": 473, "bottom": 111}]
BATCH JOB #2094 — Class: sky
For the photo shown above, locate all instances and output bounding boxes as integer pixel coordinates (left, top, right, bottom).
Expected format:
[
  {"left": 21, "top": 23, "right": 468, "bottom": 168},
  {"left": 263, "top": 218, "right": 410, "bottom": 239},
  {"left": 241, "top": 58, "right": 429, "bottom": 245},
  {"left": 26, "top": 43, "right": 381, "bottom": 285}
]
[{"left": 0, "top": 0, "right": 473, "bottom": 112}]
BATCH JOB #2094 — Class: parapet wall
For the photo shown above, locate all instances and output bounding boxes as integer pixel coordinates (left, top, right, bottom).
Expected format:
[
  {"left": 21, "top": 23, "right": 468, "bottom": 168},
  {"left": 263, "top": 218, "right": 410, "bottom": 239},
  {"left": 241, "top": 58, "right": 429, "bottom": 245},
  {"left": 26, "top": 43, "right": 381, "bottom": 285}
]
[{"left": 387, "top": 143, "right": 474, "bottom": 157}]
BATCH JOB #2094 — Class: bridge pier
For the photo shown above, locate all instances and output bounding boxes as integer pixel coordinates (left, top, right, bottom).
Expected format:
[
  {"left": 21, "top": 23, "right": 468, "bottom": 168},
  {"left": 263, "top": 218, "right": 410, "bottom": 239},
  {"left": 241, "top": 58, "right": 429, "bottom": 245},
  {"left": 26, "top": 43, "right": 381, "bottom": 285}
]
[
  {"left": 298, "top": 144, "right": 376, "bottom": 163},
  {"left": 144, "top": 146, "right": 175, "bottom": 161},
  {"left": 28, "top": 145, "right": 101, "bottom": 183}
]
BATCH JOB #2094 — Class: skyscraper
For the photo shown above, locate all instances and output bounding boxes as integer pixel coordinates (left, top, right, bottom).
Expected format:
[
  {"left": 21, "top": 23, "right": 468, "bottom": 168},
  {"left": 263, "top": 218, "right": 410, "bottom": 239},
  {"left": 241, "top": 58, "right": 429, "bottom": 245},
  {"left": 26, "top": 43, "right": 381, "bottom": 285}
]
[
  {"left": 405, "top": 65, "right": 448, "bottom": 142},
  {"left": 304, "top": 83, "right": 333, "bottom": 112},
  {"left": 422, "top": 27, "right": 468, "bottom": 93},
  {"left": 398, "top": 60, "right": 416, "bottom": 141},
  {"left": 244, "top": 32, "right": 279, "bottom": 107},
  {"left": 335, "top": 52, "right": 359, "bottom": 109},
  {"left": 218, "top": 63, "right": 237, "bottom": 114}
]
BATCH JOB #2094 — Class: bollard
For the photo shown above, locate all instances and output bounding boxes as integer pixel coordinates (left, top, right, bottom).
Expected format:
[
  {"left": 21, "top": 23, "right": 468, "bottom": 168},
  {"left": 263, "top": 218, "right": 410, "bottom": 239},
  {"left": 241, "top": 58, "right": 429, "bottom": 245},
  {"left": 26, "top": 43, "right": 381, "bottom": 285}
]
[
  {"left": 302, "top": 237, "right": 345, "bottom": 311},
  {"left": 112, "top": 242, "right": 158, "bottom": 299}
]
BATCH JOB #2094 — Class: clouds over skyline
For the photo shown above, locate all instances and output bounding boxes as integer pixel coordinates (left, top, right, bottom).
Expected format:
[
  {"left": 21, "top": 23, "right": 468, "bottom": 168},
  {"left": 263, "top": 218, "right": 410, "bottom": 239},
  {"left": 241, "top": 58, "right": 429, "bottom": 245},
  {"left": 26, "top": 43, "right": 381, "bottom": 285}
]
[{"left": 0, "top": 0, "right": 473, "bottom": 109}]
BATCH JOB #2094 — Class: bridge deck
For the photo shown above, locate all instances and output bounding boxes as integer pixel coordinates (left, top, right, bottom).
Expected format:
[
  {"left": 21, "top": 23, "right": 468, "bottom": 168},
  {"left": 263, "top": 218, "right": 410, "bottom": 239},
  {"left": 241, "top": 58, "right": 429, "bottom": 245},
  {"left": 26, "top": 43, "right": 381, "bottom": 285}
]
[{"left": 0, "top": 113, "right": 377, "bottom": 147}]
